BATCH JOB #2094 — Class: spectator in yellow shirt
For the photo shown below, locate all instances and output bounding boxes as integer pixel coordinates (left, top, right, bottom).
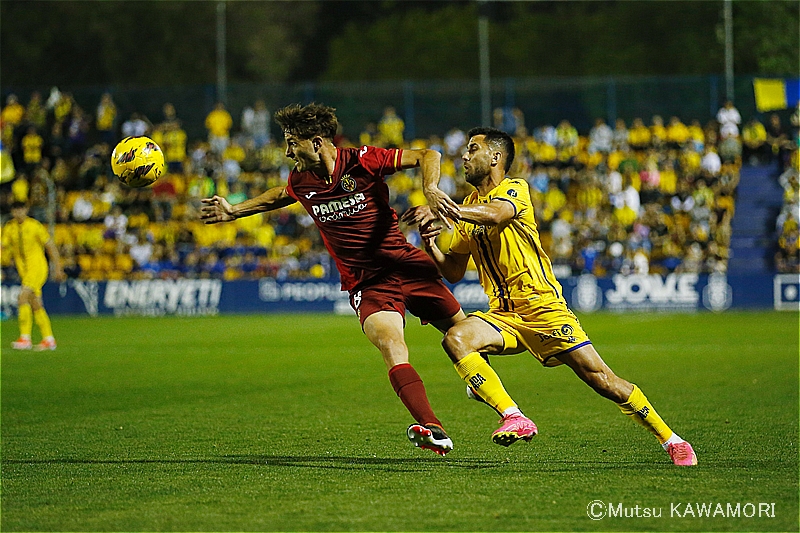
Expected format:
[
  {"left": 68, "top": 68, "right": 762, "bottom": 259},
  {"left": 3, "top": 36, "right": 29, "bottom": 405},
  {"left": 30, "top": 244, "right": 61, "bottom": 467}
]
[
  {"left": 536, "top": 141, "right": 557, "bottom": 167},
  {"left": 2, "top": 94, "right": 25, "bottom": 127},
  {"left": 2, "top": 94, "right": 25, "bottom": 145},
  {"left": 544, "top": 180, "right": 567, "bottom": 214},
  {"left": 21, "top": 126, "right": 43, "bottom": 173},
  {"left": 96, "top": 93, "right": 117, "bottom": 144},
  {"left": 688, "top": 120, "right": 705, "bottom": 152},
  {"left": 742, "top": 117, "right": 768, "bottom": 165},
  {"left": 25, "top": 92, "right": 47, "bottom": 130},
  {"left": 162, "top": 121, "right": 188, "bottom": 174},
  {"left": 628, "top": 118, "right": 651, "bottom": 151},
  {"left": 378, "top": 106, "right": 404, "bottom": 148},
  {"left": 205, "top": 102, "right": 233, "bottom": 155},
  {"left": 665, "top": 116, "right": 690, "bottom": 149},
  {"left": 659, "top": 159, "right": 679, "bottom": 196},
  {"left": 555, "top": 120, "right": 579, "bottom": 163},
  {"left": 650, "top": 115, "right": 667, "bottom": 148},
  {"left": 11, "top": 174, "right": 28, "bottom": 202}
]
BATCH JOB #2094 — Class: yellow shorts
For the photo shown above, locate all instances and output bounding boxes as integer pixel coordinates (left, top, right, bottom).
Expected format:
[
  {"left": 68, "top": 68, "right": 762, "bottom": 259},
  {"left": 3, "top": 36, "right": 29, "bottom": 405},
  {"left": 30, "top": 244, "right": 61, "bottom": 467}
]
[
  {"left": 20, "top": 266, "right": 48, "bottom": 297},
  {"left": 472, "top": 297, "right": 591, "bottom": 367}
]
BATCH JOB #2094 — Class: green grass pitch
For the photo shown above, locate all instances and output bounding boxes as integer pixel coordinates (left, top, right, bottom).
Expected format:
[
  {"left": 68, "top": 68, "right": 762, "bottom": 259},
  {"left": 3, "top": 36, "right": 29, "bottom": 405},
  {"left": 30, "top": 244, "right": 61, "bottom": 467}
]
[{"left": 1, "top": 311, "right": 798, "bottom": 531}]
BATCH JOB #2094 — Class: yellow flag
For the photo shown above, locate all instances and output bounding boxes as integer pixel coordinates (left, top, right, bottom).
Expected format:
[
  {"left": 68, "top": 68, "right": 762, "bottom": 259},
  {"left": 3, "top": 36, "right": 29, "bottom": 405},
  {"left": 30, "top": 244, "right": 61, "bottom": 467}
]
[{"left": 753, "top": 79, "right": 787, "bottom": 112}]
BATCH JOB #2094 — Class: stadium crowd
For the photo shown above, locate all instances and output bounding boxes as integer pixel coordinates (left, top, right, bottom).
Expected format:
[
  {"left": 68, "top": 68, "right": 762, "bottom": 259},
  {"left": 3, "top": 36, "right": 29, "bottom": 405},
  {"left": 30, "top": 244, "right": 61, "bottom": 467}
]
[
  {"left": 775, "top": 157, "right": 800, "bottom": 273},
  {"left": 1, "top": 89, "right": 798, "bottom": 282}
]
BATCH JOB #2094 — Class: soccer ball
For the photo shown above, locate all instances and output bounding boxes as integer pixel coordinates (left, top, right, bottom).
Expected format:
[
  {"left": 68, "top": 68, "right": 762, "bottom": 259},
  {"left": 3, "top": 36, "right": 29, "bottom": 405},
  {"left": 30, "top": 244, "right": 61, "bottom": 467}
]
[{"left": 111, "top": 136, "right": 165, "bottom": 187}]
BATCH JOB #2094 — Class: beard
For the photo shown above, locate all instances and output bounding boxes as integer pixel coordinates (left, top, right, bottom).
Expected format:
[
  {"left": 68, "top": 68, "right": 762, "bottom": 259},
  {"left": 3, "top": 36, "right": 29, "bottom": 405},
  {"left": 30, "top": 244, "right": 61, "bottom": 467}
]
[{"left": 464, "top": 162, "right": 488, "bottom": 187}]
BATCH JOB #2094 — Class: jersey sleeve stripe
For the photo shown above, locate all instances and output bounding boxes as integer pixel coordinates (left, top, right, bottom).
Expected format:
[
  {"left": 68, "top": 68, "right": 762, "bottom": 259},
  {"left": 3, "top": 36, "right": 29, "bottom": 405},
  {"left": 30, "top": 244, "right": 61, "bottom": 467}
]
[
  {"left": 495, "top": 197, "right": 518, "bottom": 216},
  {"left": 393, "top": 149, "right": 402, "bottom": 171}
]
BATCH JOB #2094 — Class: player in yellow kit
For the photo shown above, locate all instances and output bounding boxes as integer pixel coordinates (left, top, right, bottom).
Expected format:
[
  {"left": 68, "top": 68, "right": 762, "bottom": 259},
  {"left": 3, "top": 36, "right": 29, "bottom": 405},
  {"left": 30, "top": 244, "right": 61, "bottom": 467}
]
[
  {"left": 403, "top": 128, "right": 696, "bottom": 466},
  {"left": 2, "top": 201, "right": 65, "bottom": 350}
]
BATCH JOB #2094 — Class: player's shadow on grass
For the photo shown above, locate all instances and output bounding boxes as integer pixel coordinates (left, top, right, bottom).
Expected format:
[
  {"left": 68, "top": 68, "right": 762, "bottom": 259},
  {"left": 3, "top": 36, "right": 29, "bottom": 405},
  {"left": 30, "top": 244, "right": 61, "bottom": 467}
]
[
  {"left": 4, "top": 455, "right": 507, "bottom": 472},
  {"left": 229, "top": 455, "right": 507, "bottom": 472},
  {"left": 242, "top": 457, "right": 701, "bottom": 472}
]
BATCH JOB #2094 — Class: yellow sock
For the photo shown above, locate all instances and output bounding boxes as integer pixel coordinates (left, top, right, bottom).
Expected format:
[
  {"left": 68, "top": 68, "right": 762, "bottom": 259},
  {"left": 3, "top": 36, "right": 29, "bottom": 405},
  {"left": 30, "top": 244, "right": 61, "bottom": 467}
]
[
  {"left": 33, "top": 308, "right": 54, "bottom": 339},
  {"left": 454, "top": 352, "right": 517, "bottom": 414},
  {"left": 18, "top": 304, "right": 33, "bottom": 338},
  {"left": 618, "top": 384, "right": 674, "bottom": 444}
]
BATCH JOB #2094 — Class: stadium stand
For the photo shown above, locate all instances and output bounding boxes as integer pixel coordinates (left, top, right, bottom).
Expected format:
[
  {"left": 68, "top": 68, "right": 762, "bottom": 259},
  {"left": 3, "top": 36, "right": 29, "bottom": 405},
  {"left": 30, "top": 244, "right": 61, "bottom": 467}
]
[
  {"left": 774, "top": 152, "right": 800, "bottom": 273},
  {"left": 2, "top": 90, "right": 797, "bottom": 283}
]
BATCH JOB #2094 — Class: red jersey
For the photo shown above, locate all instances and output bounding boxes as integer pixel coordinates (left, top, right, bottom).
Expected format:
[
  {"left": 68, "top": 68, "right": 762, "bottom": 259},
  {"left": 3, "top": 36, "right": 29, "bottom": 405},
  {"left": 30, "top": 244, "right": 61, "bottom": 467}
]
[{"left": 286, "top": 146, "right": 440, "bottom": 291}]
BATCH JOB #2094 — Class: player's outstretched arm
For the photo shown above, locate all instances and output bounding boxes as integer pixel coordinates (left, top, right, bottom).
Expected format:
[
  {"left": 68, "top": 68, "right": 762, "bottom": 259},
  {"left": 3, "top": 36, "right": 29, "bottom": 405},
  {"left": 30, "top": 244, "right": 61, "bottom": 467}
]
[
  {"left": 200, "top": 186, "right": 296, "bottom": 224},
  {"left": 399, "top": 149, "right": 460, "bottom": 227},
  {"left": 458, "top": 199, "right": 516, "bottom": 226}
]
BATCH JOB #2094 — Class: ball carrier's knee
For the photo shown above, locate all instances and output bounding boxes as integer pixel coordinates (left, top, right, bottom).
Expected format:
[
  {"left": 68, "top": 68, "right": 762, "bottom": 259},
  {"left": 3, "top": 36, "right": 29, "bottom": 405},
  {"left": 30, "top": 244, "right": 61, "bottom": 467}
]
[
  {"left": 441, "top": 316, "right": 506, "bottom": 365},
  {"left": 441, "top": 327, "right": 470, "bottom": 364}
]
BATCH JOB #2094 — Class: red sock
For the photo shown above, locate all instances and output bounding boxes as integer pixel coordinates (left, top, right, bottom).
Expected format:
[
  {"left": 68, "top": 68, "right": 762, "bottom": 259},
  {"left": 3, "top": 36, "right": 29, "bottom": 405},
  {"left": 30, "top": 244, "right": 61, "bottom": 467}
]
[{"left": 388, "top": 363, "right": 442, "bottom": 427}]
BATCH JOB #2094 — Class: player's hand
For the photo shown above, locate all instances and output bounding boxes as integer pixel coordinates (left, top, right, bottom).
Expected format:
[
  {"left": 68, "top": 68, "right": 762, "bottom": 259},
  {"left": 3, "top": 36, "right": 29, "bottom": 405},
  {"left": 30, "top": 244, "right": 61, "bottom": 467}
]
[
  {"left": 400, "top": 205, "right": 436, "bottom": 227},
  {"left": 423, "top": 187, "right": 460, "bottom": 229},
  {"left": 419, "top": 220, "right": 443, "bottom": 249},
  {"left": 53, "top": 269, "right": 67, "bottom": 283},
  {"left": 200, "top": 195, "right": 235, "bottom": 224}
]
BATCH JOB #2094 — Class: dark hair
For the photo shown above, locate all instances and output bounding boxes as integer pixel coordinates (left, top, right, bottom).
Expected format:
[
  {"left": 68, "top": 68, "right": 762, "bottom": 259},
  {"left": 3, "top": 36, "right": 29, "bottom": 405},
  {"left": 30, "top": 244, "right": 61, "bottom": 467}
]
[
  {"left": 10, "top": 201, "right": 27, "bottom": 210},
  {"left": 274, "top": 103, "right": 339, "bottom": 140},
  {"left": 467, "top": 127, "right": 515, "bottom": 173}
]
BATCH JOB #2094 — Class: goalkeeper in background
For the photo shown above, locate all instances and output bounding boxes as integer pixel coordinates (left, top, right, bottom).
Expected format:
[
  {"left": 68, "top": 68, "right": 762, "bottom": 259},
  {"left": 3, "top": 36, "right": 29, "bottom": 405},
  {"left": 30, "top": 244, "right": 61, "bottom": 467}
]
[{"left": 2, "top": 201, "right": 65, "bottom": 350}]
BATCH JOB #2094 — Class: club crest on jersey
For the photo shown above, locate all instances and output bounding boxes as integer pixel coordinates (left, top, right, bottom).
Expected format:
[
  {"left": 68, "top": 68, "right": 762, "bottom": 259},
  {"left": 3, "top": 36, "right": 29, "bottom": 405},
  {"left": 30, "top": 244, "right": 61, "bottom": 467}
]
[
  {"left": 507, "top": 189, "right": 518, "bottom": 197},
  {"left": 340, "top": 174, "right": 357, "bottom": 192}
]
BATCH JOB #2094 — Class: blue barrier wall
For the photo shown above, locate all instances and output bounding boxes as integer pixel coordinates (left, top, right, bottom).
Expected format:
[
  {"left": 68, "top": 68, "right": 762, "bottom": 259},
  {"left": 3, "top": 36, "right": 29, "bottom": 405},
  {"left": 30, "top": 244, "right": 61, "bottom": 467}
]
[{"left": 2, "top": 274, "right": 797, "bottom": 317}]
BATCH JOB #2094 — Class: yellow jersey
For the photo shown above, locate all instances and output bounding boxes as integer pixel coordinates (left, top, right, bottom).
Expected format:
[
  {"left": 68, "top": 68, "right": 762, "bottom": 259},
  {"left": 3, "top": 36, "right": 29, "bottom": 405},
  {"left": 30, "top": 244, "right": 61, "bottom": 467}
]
[
  {"left": 163, "top": 128, "right": 188, "bottom": 163},
  {"left": 449, "top": 177, "right": 564, "bottom": 311},
  {"left": 205, "top": 109, "right": 233, "bottom": 137},
  {"left": 2, "top": 217, "right": 50, "bottom": 274},
  {"left": 629, "top": 125, "right": 651, "bottom": 147}
]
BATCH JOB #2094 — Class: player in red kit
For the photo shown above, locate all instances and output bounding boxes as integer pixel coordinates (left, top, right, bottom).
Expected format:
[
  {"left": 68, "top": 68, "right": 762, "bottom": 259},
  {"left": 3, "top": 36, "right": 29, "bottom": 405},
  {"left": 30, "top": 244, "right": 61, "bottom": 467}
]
[{"left": 201, "top": 103, "right": 469, "bottom": 455}]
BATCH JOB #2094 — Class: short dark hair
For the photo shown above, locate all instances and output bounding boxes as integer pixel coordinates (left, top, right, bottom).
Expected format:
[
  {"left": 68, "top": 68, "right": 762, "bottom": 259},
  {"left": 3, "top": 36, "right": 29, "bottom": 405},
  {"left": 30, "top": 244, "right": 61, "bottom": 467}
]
[
  {"left": 467, "top": 127, "right": 515, "bottom": 172},
  {"left": 274, "top": 103, "right": 339, "bottom": 140}
]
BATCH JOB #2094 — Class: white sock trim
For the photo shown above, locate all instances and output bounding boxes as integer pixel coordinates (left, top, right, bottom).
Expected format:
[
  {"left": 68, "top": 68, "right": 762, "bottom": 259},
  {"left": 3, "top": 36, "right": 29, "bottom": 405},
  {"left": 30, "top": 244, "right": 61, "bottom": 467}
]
[{"left": 662, "top": 433, "right": 684, "bottom": 451}]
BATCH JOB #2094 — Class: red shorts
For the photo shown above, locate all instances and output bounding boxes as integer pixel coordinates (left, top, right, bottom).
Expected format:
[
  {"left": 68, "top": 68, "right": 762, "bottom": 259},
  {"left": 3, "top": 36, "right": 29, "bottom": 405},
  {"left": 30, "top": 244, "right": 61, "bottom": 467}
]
[{"left": 349, "top": 272, "right": 462, "bottom": 327}]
